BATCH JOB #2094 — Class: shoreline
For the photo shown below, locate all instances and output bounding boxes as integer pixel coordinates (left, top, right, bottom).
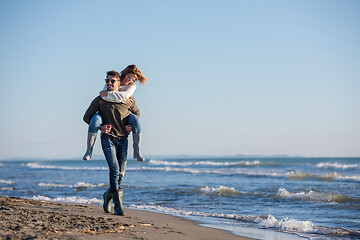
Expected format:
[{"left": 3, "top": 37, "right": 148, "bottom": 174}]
[{"left": 0, "top": 196, "right": 256, "bottom": 240}]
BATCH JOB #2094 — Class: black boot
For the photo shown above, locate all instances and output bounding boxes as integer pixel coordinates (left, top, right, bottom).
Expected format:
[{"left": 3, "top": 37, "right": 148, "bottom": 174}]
[
  {"left": 111, "top": 189, "right": 125, "bottom": 216},
  {"left": 103, "top": 188, "right": 112, "bottom": 213}
]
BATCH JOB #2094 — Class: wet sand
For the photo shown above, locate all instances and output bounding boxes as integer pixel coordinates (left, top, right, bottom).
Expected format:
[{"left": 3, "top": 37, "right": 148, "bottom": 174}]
[{"left": 0, "top": 196, "right": 256, "bottom": 240}]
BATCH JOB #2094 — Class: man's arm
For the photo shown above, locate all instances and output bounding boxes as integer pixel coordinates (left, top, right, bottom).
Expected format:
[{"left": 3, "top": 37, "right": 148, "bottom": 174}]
[
  {"left": 128, "top": 97, "right": 140, "bottom": 117},
  {"left": 83, "top": 97, "right": 100, "bottom": 124}
]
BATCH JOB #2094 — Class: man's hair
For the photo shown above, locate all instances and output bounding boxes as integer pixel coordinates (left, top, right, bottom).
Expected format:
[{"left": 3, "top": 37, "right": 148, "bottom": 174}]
[
  {"left": 120, "top": 64, "right": 147, "bottom": 85},
  {"left": 106, "top": 70, "right": 120, "bottom": 79}
]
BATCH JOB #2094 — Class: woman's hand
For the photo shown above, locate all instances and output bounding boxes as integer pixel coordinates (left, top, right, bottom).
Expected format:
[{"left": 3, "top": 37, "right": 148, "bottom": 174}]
[
  {"left": 126, "top": 98, "right": 134, "bottom": 107},
  {"left": 99, "top": 90, "right": 108, "bottom": 98},
  {"left": 100, "top": 125, "right": 112, "bottom": 134},
  {"left": 125, "top": 125, "right": 132, "bottom": 133}
]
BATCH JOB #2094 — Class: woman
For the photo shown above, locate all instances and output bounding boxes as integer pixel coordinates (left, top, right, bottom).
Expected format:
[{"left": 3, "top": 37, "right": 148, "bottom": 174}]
[{"left": 83, "top": 64, "right": 147, "bottom": 162}]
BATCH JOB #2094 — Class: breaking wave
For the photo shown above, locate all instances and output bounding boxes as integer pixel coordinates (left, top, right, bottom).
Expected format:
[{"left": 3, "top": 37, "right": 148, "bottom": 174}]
[
  {"left": 287, "top": 172, "right": 340, "bottom": 181},
  {"left": 148, "top": 159, "right": 274, "bottom": 167},
  {"left": 149, "top": 159, "right": 239, "bottom": 166},
  {"left": 22, "top": 163, "right": 360, "bottom": 182},
  {"left": 130, "top": 204, "right": 360, "bottom": 238},
  {"left": 128, "top": 166, "right": 225, "bottom": 174},
  {"left": 22, "top": 163, "right": 108, "bottom": 171},
  {"left": 38, "top": 182, "right": 107, "bottom": 188},
  {"left": 275, "top": 188, "right": 358, "bottom": 203},
  {"left": 32, "top": 195, "right": 103, "bottom": 204},
  {"left": 127, "top": 166, "right": 287, "bottom": 178},
  {"left": 287, "top": 172, "right": 360, "bottom": 182},
  {"left": 255, "top": 214, "right": 314, "bottom": 232},
  {"left": 0, "top": 179, "right": 14, "bottom": 184},
  {"left": 195, "top": 185, "right": 245, "bottom": 196},
  {"left": 316, "top": 162, "right": 360, "bottom": 170}
]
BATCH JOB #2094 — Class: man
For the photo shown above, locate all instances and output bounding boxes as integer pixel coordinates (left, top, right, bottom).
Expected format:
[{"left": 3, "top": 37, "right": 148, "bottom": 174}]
[{"left": 83, "top": 70, "right": 139, "bottom": 216}]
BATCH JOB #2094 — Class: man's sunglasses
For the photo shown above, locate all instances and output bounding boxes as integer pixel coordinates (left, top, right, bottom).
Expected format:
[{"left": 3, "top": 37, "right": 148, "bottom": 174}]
[{"left": 105, "top": 79, "right": 119, "bottom": 84}]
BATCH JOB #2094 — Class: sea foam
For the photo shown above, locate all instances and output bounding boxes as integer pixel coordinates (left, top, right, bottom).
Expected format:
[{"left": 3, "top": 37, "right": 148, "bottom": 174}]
[
  {"left": 131, "top": 204, "right": 320, "bottom": 235},
  {"left": 287, "top": 172, "right": 360, "bottom": 182},
  {"left": 287, "top": 172, "right": 340, "bottom": 181},
  {"left": 127, "top": 166, "right": 287, "bottom": 178},
  {"left": 255, "top": 215, "right": 314, "bottom": 233},
  {"left": 149, "top": 159, "right": 238, "bottom": 166},
  {"left": 149, "top": 159, "right": 264, "bottom": 167},
  {"left": 0, "top": 179, "right": 15, "bottom": 184},
  {"left": 196, "top": 185, "right": 245, "bottom": 196},
  {"left": 32, "top": 195, "right": 103, "bottom": 204},
  {"left": 317, "top": 162, "right": 360, "bottom": 170},
  {"left": 275, "top": 188, "right": 356, "bottom": 203},
  {"left": 38, "top": 182, "right": 107, "bottom": 188},
  {"left": 23, "top": 163, "right": 107, "bottom": 171},
  {"left": 127, "top": 166, "right": 227, "bottom": 174}
]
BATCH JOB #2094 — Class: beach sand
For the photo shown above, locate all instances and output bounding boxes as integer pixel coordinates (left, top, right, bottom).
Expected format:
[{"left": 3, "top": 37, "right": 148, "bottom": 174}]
[{"left": 0, "top": 196, "right": 256, "bottom": 240}]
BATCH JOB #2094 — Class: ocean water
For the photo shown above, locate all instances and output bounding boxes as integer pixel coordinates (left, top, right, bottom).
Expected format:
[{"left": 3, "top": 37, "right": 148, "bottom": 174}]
[{"left": 1, "top": 157, "right": 359, "bottom": 239}]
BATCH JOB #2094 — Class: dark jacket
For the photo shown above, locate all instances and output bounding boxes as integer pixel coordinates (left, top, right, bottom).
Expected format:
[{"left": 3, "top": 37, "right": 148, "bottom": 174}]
[{"left": 83, "top": 96, "right": 140, "bottom": 138}]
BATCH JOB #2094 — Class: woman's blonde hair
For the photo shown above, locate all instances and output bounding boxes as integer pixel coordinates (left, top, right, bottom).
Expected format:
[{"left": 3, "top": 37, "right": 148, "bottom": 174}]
[{"left": 120, "top": 64, "right": 147, "bottom": 85}]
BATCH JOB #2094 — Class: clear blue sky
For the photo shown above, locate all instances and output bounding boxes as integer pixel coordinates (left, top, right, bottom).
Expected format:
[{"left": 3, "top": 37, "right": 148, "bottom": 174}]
[{"left": 0, "top": 0, "right": 359, "bottom": 159}]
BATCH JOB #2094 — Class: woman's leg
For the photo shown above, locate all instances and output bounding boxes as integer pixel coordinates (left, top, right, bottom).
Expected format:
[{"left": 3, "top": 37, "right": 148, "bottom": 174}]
[
  {"left": 83, "top": 113, "right": 103, "bottom": 160},
  {"left": 127, "top": 113, "right": 145, "bottom": 161}
]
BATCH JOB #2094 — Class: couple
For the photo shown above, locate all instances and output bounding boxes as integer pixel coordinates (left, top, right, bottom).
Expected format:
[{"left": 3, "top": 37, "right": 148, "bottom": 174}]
[{"left": 83, "top": 64, "right": 147, "bottom": 216}]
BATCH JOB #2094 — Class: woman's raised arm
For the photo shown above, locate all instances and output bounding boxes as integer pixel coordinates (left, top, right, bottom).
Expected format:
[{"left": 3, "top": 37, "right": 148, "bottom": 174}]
[{"left": 100, "top": 83, "right": 137, "bottom": 103}]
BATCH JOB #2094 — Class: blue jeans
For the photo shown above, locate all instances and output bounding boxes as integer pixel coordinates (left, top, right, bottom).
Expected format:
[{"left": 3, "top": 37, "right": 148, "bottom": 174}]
[
  {"left": 88, "top": 113, "right": 141, "bottom": 133},
  {"left": 101, "top": 134, "right": 128, "bottom": 192}
]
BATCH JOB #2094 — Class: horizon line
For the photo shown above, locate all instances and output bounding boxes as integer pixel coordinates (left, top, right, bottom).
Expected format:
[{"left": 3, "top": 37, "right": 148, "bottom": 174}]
[{"left": 1, "top": 154, "right": 360, "bottom": 161}]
